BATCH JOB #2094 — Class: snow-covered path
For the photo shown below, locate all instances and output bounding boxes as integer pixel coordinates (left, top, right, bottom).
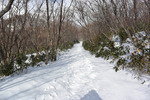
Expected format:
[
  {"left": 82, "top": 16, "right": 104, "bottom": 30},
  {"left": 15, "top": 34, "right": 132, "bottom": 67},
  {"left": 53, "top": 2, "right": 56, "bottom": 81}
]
[{"left": 0, "top": 42, "right": 150, "bottom": 100}]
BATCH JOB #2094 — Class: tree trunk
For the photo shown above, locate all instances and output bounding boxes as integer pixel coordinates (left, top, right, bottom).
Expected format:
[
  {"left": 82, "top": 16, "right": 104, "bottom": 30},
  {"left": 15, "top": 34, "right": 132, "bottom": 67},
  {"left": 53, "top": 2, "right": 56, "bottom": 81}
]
[{"left": 55, "top": 0, "right": 64, "bottom": 60}]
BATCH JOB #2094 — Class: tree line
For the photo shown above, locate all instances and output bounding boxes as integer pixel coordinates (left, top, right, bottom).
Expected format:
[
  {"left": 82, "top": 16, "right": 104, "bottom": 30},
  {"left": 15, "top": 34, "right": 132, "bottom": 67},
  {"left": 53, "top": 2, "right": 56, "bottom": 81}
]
[
  {"left": 0, "top": 0, "right": 79, "bottom": 76},
  {"left": 0, "top": 0, "right": 149, "bottom": 76},
  {"left": 77, "top": 0, "right": 150, "bottom": 76}
]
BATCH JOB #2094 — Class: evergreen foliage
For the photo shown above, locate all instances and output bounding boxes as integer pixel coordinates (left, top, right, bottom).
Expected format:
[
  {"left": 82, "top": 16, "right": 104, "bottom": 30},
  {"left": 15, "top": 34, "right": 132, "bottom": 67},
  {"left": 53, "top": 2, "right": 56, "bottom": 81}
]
[
  {"left": 59, "top": 40, "right": 79, "bottom": 51},
  {"left": 0, "top": 40, "right": 79, "bottom": 76},
  {"left": 118, "top": 28, "right": 128, "bottom": 42},
  {"left": 82, "top": 31, "right": 150, "bottom": 76},
  {"left": 0, "top": 61, "right": 14, "bottom": 76}
]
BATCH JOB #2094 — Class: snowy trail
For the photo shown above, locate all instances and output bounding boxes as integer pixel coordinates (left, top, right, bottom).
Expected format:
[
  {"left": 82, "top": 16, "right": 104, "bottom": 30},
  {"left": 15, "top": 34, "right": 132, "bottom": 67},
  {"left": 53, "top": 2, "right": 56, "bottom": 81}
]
[{"left": 0, "top": 42, "right": 150, "bottom": 100}]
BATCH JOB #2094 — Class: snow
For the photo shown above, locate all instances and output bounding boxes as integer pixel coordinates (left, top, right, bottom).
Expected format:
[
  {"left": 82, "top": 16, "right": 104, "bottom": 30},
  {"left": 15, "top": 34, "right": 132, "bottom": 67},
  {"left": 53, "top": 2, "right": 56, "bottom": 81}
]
[
  {"left": 135, "top": 31, "right": 146, "bottom": 40},
  {"left": 0, "top": 42, "right": 150, "bottom": 100},
  {"left": 112, "top": 35, "right": 121, "bottom": 42},
  {"left": 112, "top": 35, "right": 121, "bottom": 47}
]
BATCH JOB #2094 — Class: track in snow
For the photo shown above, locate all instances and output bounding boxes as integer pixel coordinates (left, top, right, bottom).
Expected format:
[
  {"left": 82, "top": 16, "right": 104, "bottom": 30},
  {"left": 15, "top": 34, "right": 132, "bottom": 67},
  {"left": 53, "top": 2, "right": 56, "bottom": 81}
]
[{"left": 0, "top": 42, "right": 150, "bottom": 100}]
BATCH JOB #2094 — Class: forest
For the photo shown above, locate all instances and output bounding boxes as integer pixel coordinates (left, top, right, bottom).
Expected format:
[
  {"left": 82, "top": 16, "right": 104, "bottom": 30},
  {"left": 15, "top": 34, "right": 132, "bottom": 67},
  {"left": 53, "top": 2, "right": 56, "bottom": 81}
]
[
  {"left": 0, "top": 0, "right": 149, "bottom": 77},
  {"left": 0, "top": 0, "right": 150, "bottom": 100}
]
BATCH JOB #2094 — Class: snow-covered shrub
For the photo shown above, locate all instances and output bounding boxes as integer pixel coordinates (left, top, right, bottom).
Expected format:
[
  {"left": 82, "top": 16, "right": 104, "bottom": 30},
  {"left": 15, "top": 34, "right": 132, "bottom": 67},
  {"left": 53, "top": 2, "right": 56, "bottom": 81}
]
[
  {"left": 0, "top": 40, "right": 80, "bottom": 76},
  {"left": 29, "top": 54, "right": 44, "bottom": 67},
  {"left": 113, "top": 58, "right": 127, "bottom": 72},
  {"left": 15, "top": 53, "right": 29, "bottom": 72},
  {"left": 82, "top": 31, "right": 150, "bottom": 76},
  {"left": 128, "top": 32, "right": 149, "bottom": 75},
  {"left": 113, "top": 32, "right": 150, "bottom": 75},
  {"left": 82, "top": 34, "right": 127, "bottom": 60}
]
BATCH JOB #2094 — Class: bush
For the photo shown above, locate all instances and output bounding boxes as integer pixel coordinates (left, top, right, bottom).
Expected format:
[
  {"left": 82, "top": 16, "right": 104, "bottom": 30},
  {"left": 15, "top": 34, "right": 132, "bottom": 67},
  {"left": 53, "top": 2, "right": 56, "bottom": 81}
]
[
  {"left": 113, "top": 58, "right": 127, "bottom": 72},
  {"left": 118, "top": 28, "right": 128, "bottom": 42},
  {"left": 59, "top": 40, "right": 79, "bottom": 51},
  {"left": 15, "top": 53, "right": 28, "bottom": 71},
  {"left": 83, "top": 36, "right": 127, "bottom": 60},
  {"left": 73, "top": 40, "right": 80, "bottom": 43},
  {"left": 82, "top": 40, "right": 91, "bottom": 50},
  {"left": 0, "top": 40, "right": 79, "bottom": 76},
  {"left": 82, "top": 32, "right": 149, "bottom": 76},
  {"left": 0, "top": 61, "right": 14, "bottom": 76}
]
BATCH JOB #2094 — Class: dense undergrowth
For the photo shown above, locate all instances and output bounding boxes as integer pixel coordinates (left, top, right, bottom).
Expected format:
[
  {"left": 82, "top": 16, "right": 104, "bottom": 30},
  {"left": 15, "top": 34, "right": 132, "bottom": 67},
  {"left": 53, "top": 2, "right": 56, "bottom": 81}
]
[
  {"left": 82, "top": 31, "right": 150, "bottom": 76},
  {"left": 0, "top": 40, "right": 79, "bottom": 76}
]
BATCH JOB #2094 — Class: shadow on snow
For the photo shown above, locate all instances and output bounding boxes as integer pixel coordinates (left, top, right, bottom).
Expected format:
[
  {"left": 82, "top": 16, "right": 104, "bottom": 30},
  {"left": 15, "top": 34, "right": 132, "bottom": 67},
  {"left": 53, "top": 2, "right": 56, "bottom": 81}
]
[{"left": 80, "top": 90, "right": 102, "bottom": 100}]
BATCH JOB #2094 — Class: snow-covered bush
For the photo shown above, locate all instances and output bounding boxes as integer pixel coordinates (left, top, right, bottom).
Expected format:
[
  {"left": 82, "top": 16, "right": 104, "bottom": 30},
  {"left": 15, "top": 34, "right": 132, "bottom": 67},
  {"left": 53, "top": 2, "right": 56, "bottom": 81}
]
[
  {"left": 82, "top": 31, "right": 150, "bottom": 76},
  {"left": 15, "top": 53, "right": 29, "bottom": 70},
  {"left": 29, "top": 53, "right": 46, "bottom": 67},
  {"left": 125, "top": 32, "right": 150, "bottom": 75},
  {"left": 0, "top": 40, "right": 80, "bottom": 76}
]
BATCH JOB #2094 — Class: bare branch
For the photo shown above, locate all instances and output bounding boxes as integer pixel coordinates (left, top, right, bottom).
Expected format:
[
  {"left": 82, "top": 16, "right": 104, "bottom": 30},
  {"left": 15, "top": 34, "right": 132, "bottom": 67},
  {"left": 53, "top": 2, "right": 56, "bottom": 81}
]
[{"left": 0, "top": 0, "right": 15, "bottom": 18}]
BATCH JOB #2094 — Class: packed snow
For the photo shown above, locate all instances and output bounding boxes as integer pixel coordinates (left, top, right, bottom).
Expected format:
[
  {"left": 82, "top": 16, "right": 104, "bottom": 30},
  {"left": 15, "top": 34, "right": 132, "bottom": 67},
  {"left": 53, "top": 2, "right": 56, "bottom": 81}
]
[{"left": 0, "top": 42, "right": 150, "bottom": 100}]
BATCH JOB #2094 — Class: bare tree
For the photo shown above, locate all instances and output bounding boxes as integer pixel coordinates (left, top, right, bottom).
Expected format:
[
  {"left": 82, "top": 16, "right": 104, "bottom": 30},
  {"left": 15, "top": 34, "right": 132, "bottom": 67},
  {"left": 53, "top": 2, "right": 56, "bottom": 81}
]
[
  {"left": 0, "top": 0, "right": 14, "bottom": 18},
  {"left": 55, "top": 0, "right": 64, "bottom": 58},
  {"left": 144, "top": 0, "right": 150, "bottom": 16}
]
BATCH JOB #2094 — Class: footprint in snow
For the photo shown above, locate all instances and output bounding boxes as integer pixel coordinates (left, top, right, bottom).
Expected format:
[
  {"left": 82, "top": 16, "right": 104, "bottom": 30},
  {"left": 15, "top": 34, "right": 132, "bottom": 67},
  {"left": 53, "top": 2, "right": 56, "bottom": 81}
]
[
  {"left": 44, "top": 85, "right": 55, "bottom": 91},
  {"left": 36, "top": 94, "right": 53, "bottom": 100}
]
